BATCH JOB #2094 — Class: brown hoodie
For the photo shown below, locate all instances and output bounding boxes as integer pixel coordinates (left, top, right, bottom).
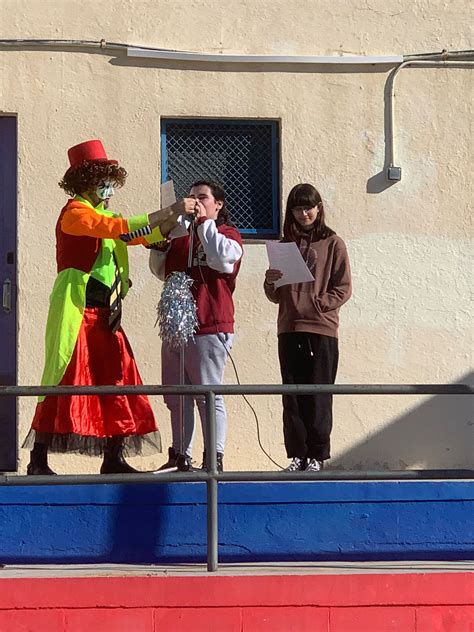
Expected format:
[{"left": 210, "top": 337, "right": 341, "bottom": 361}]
[{"left": 264, "top": 231, "right": 352, "bottom": 338}]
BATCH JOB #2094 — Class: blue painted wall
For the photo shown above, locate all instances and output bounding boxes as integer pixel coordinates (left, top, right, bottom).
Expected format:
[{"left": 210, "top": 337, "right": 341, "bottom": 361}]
[{"left": 0, "top": 482, "right": 472, "bottom": 563}]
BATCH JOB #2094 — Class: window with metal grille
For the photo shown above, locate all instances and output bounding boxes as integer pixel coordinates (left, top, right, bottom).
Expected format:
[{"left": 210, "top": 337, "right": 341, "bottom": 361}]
[{"left": 161, "top": 119, "right": 280, "bottom": 236}]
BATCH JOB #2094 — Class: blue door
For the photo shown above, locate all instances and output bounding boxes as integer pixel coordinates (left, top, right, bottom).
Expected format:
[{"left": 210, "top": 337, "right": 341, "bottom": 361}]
[{"left": 0, "top": 117, "right": 18, "bottom": 471}]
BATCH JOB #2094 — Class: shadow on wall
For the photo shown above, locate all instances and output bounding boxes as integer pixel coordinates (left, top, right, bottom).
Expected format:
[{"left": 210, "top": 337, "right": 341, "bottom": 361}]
[
  {"left": 330, "top": 372, "right": 474, "bottom": 471},
  {"left": 108, "top": 482, "right": 207, "bottom": 564}
]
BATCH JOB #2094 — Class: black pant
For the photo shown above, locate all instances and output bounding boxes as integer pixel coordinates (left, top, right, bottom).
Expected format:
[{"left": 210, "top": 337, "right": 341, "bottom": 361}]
[{"left": 278, "top": 332, "right": 339, "bottom": 461}]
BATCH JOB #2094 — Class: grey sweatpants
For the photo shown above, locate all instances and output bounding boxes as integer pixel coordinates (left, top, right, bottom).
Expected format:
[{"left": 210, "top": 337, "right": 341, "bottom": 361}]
[{"left": 161, "top": 333, "right": 234, "bottom": 457}]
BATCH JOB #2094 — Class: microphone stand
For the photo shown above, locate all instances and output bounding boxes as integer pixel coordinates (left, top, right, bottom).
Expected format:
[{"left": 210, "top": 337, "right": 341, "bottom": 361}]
[{"left": 178, "top": 214, "right": 196, "bottom": 468}]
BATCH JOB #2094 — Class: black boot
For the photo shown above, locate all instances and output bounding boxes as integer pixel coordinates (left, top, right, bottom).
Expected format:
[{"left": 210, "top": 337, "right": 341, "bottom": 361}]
[
  {"left": 176, "top": 453, "right": 195, "bottom": 472},
  {"left": 158, "top": 447, "right": 178, "bottom": 471},
  {"left": 26, "top": 442, "right": 56, "bottom": 476},
  {"left": 100, "top": 437, "right": 140, "bottom": 474},
  {"left": 201, "top": 450, "right": 224, "bottom": 472}
]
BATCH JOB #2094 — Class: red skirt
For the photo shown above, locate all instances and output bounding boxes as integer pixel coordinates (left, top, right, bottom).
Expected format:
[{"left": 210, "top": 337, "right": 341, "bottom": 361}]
[{"left": 25, "top": 307, "right": 160, "bottom": 456}]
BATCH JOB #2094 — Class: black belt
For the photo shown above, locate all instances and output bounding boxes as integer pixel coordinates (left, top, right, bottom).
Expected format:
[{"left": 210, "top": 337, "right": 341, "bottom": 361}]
[{"left": 85, "top": 277, "right": 111, "bottom": 308}]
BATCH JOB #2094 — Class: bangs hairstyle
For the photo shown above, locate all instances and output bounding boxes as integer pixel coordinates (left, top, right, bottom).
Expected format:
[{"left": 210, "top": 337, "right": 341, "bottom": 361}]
[
  {"left": 283, "top": 183, "right": 335, "bottom": 241},
  {"left": 59, "top": 161, "right": 128, "bottom": 197},
  {"left": 190, "top": 179, "right": 233, "bottom": 227}
]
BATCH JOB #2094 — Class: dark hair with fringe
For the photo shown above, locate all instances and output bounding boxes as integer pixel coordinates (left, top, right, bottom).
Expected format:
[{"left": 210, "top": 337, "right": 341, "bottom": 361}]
[
  {"left": 190, "top": 180, "right": 233, "bottom": 227},
  {"left": 283, "top": 183, "right": 335, "bottom": 241},
  {"left": 59, "top": 161, "right": 128, "bottom": 197}
]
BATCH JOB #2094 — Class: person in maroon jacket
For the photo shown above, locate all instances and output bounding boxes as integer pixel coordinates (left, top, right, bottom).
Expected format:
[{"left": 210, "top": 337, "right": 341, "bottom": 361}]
[
  {"left": 264, "top": 183, "right": 352, "bottom": 472},
  {"left": 149, "top": 180, "right": 243, "bottom": 472}
]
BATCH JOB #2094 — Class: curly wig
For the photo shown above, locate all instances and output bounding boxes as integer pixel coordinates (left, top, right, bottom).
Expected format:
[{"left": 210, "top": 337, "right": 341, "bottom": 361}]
[{"left": 59, "top": 161, "right": 128, "bottom": 197}]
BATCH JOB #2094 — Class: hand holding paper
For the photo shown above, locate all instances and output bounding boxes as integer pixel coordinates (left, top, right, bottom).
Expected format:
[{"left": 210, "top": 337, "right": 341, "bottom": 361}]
[
  {"left": 161, "top": 180, "right": 192, "bottom": 240},
  {"left": 265, "top": 241, "right": 314, "bottom": 288},
  {"left": 265, "top": 268, "right": 283, "bottom": 285},
  {"left": 119, "top": 181, "right": 194, "bottom": 242}
]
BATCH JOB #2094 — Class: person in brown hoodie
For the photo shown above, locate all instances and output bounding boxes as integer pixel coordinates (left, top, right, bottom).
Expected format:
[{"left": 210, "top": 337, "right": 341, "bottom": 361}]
[{"left": 264, "top": 183, "right": 352, "bottom": 472}]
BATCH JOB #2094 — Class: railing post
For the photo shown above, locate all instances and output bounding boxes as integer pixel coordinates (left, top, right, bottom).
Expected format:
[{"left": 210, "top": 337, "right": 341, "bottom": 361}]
[{"left": 205, "top": 390, "right": 218, "bottom": 572}]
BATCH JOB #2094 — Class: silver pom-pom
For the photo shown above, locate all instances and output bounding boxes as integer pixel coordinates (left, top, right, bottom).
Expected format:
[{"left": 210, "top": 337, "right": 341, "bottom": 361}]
[{"left": 156, "top": 272, "right": 198, "bottom": 348}]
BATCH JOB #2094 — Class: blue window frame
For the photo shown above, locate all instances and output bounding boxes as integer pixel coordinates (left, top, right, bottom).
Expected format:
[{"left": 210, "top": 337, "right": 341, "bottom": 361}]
[{"left": 161, "top": 119, "right": 280, "bottom": 236}]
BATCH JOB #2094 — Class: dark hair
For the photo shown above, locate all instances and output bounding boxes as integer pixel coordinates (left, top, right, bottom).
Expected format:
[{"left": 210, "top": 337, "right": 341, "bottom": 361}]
[
  {"left": 59, "top": 161, "right": 128, "bottom": 197},
  {"left": 190, "top": 179, "right": 233, "bottom": 227},
  {"left": 282, "top": 183, "right": 335, "bottom": 241}
]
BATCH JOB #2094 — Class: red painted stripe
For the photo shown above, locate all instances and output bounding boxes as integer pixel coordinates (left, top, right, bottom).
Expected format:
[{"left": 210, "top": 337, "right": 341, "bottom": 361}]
[
  {"left": 0, "top": 573, "right": 472, "bottom": 610},
  {"left": 0, "top": 606, "right": 472, "bottom": 632}
]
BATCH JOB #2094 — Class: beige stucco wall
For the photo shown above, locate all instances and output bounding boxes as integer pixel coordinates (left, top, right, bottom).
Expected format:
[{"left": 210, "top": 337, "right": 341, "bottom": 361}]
[{"left": 1, "top": 0, "right": 472, "bottom": 473}]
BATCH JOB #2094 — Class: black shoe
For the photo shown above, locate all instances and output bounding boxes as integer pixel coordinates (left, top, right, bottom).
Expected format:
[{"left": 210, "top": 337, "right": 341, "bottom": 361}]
[
  {"left": 100, "top": 454, "right": 140, "bottom": 474},
  {"left": 100, "top": 436, "right": 141, "bottom": 474},
  {"left": 176, "top": 453, "right": 195, "bottom": 472},
  {"left": 201, "top": 450, "right": 224, "bottom": 472},
  {"left": 26, "top": 462, "right": 56, "bottom": 476},
  {"left": 158, "top": 447, "right": 178, "bottom": 470}
]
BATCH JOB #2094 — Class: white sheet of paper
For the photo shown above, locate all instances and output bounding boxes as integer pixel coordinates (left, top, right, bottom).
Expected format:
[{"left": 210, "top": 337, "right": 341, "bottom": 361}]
[
  {"left": 160, "top": 180, "right": 190, "bottom": 239},
  {"left": 265, "top": 241, "right": 314, "bottom": 288}
]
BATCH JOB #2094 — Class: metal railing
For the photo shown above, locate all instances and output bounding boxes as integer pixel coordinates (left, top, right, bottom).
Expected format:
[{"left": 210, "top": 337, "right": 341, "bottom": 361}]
[{"left": 0, "top": 383, "right": 473, "bottom": 571}]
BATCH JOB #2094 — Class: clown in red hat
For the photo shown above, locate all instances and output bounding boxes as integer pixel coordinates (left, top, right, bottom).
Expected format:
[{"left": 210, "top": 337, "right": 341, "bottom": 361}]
[{"left": 23, "top": 140, "right": 195, "bottom": 475}]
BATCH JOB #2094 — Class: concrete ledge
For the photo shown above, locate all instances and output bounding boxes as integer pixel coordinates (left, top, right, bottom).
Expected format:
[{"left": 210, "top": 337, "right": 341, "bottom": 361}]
[
  {"left": 2, "top": 560, "right": 473, "bottom": 577},
  {"left": 0, "top": 481, "right": 472, "bottom": 564}
]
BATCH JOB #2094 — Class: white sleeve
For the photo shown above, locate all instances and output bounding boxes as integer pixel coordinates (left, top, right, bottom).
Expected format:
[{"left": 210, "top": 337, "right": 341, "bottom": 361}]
[
  {"left": 149, "top": 248, "right": 168, "bottom": 281},
  {"left": 197, "top": 219, "right": 243, "bottom": 274}
]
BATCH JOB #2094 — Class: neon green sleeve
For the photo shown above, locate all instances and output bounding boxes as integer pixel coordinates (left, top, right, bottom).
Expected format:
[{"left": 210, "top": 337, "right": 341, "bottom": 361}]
[
  {"left": 145, "top": 225, "right": 166, "bottom": 244},
  {"left": 127, "top": 213, "right": 150, "bottom": 232}
]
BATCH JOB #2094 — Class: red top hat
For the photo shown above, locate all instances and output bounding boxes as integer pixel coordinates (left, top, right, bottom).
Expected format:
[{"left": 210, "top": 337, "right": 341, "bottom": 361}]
[{"left": 66, "top": 139, "right": 118, "bottom": 172}]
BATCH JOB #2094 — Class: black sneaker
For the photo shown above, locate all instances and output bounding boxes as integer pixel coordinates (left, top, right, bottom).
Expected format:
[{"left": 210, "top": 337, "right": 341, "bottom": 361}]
[
  {"left": 158, "top": 447, "right": 178, "bottom": 471},
  {"left": 284, "top": 457, "right": 306, "bottom": 472},
  {"left": 176, "top": 453, "right": 195, "bottom": 472},
  {"left": 201, "top": 450, "right": 224, "bottom": 472}
]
